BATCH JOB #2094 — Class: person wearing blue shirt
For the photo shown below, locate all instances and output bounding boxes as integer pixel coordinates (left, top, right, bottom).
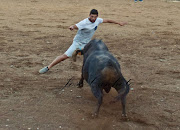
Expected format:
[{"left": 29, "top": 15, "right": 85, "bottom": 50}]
[{"left": 135, "top": 0, "right": 143, "bottom": 2}]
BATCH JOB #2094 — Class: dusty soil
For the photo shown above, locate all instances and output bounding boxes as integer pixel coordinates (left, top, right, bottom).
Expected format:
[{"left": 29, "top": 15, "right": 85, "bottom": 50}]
[{"left": 0, "top": 0, "right": 180, "bottom": 129}]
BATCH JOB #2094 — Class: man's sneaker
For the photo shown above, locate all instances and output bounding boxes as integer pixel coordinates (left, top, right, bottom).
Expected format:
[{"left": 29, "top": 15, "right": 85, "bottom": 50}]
[{"left": 39, "top": 66, "right": 49, "bottom": 74}]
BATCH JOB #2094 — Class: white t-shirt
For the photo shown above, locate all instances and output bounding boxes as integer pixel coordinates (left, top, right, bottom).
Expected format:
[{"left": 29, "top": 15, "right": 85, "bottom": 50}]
[{"left": 74, "top": 18, "right": 103, "bottom": 44}]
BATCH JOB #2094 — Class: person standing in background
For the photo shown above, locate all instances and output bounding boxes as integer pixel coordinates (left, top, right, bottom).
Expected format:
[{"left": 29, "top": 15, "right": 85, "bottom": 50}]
[{"left": 135, "top": 0, "right": 143, "bottom": 2}]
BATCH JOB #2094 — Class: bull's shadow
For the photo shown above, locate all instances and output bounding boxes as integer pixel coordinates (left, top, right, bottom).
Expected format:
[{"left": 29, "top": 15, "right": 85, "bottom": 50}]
[{"left": 73, "top": 39, "right": 130, "bottom": 117}]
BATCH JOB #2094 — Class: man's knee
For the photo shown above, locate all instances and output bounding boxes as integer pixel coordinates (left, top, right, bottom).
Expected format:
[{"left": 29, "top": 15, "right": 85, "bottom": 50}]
[
  {"left": 62, "top": 54, "right": 68, "bottom": 57},
  {"left": 61, "top": 54, "right": 69, "bottom": 60}
]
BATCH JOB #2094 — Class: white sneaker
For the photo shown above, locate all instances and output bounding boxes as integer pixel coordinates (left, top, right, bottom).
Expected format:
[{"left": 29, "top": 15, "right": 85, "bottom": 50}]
[{"left": 39, "top": 66, "right": 49, "bottom": 74}]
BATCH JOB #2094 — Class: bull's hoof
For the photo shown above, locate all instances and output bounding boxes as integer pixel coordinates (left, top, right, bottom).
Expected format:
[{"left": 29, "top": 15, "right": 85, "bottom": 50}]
[
  {"left": 122, "top": 113, "right": 127, "bottom": 117},
  {"left": 92, "top": 113, "right": 98, "bottom": 118},
  {"left": 77, "top": 83, "right": 83, "bottom": 88}
]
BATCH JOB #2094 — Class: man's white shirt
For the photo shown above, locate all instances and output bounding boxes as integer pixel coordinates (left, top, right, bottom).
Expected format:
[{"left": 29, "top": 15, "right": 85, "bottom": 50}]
[{"left": 74, "top": 18, "right": 103, "bottom": 44}]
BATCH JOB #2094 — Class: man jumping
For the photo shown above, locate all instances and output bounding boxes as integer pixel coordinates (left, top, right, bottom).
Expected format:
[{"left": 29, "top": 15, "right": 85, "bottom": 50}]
[{"left": 39, "top": 9, "right": 127, "bottom": 74}]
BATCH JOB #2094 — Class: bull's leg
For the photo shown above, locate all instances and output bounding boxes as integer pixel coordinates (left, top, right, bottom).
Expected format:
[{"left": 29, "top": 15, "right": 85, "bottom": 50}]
[
  {"left": 94, "top": 95, "right": 103, "bottom": 117},
  {"left": 113, "top": 86, "right": 128, "bottom": 117},
  {"left": 113, "top": 92, "right": 127, "bottom": 117},
  {"left": 72, "top": 50, "right": 83, "bottom": 62},
  {"left": 77, "top": 74, "right": 84, "bottom": 88},
  {"left": 77, "top": 64, "right": 84, "bottom": 88},
  {"left": 121, "top": 95, "right": 127, "bottom": 117},
  {"left": 72, "top": 50, "right": 78, "bottom": 62},
  {"left": 91, "top": 85, "right": 103, "bottom": 117}
]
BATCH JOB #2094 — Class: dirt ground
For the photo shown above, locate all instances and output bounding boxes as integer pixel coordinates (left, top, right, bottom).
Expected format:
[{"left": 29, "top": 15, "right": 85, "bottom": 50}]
[{"left": 0, "top": 0, "right": 180, "bottom": 129}]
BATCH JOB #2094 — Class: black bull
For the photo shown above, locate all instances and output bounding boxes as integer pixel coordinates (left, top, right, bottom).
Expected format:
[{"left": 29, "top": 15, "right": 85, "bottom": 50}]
[{"left": 76, "top": 39, "right": 130, "bottom": 117}]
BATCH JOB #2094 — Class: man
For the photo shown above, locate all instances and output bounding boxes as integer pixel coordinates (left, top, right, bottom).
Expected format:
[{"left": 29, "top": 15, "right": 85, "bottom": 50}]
[{"left": 39, "top": 9, "right": 127, "bottom": 74}]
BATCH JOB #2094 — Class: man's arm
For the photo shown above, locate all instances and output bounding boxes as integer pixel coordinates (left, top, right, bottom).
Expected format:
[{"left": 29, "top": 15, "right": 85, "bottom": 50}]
[
  {"left": 69, "top": 25, "right": 78, "bottom": 31},
  {"left": 103, "top": 19, "right": 127, "bottom": 26}
]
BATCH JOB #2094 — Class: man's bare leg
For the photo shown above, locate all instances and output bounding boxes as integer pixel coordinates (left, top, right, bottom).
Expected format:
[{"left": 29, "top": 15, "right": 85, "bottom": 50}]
[
  {"left": 39, "top": 54, "right": 69, "bottom": 74},
  {"left": 48, "top": 54, "right": 69, "bottom": 69}
]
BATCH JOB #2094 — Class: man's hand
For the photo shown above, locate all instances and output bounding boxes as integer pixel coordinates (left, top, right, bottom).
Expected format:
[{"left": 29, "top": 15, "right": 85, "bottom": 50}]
[
  {"left": 118, "top": 22, "right": 128, "bottom": 26},
  {"left": 69, "top": 25, "right": 74, "bottom": 31},
  {"left": 69, "top": 25, "right": 78, "bottom": 31}
]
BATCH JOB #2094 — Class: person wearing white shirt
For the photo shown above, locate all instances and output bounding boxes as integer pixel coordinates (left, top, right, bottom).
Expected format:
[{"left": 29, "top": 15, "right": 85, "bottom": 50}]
[{"left": 39, "top": 9, "right": 127, "bottom": 74}]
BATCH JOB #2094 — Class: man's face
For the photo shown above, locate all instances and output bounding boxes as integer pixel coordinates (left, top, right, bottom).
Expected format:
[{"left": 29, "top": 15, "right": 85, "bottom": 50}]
[{"left": 89, "top": 14, "right": 98, "bottom": 23}]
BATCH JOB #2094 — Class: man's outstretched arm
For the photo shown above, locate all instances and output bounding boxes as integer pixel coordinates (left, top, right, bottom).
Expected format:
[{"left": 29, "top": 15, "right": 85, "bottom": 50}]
[
  {"left": 69, "top": 25, "right": 78, "bottom": 31},
  {"left": 103, "top": 19, "right": 127, "bottom": 26}
]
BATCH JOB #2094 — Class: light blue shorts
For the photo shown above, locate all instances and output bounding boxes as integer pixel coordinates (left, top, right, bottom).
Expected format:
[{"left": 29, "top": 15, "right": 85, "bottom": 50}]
[{"left": 64, "top": 41, "right": 86, "bottom": 57}]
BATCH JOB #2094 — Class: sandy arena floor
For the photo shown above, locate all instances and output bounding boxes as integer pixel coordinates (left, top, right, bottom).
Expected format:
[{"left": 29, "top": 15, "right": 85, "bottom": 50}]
[{"left": 0, "top": 0, "right": 180, "bottom": 129}]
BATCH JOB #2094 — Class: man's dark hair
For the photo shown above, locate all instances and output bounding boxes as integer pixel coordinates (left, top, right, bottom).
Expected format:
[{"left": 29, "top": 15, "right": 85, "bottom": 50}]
[{"left": 90, "top": 9, "right": 98, "bottom": 16}]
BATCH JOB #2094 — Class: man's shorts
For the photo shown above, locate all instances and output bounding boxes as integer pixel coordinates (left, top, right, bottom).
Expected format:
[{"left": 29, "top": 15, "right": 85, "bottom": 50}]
[{"left": 64, "top": 41, "right": 86, "bottom": 57}]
